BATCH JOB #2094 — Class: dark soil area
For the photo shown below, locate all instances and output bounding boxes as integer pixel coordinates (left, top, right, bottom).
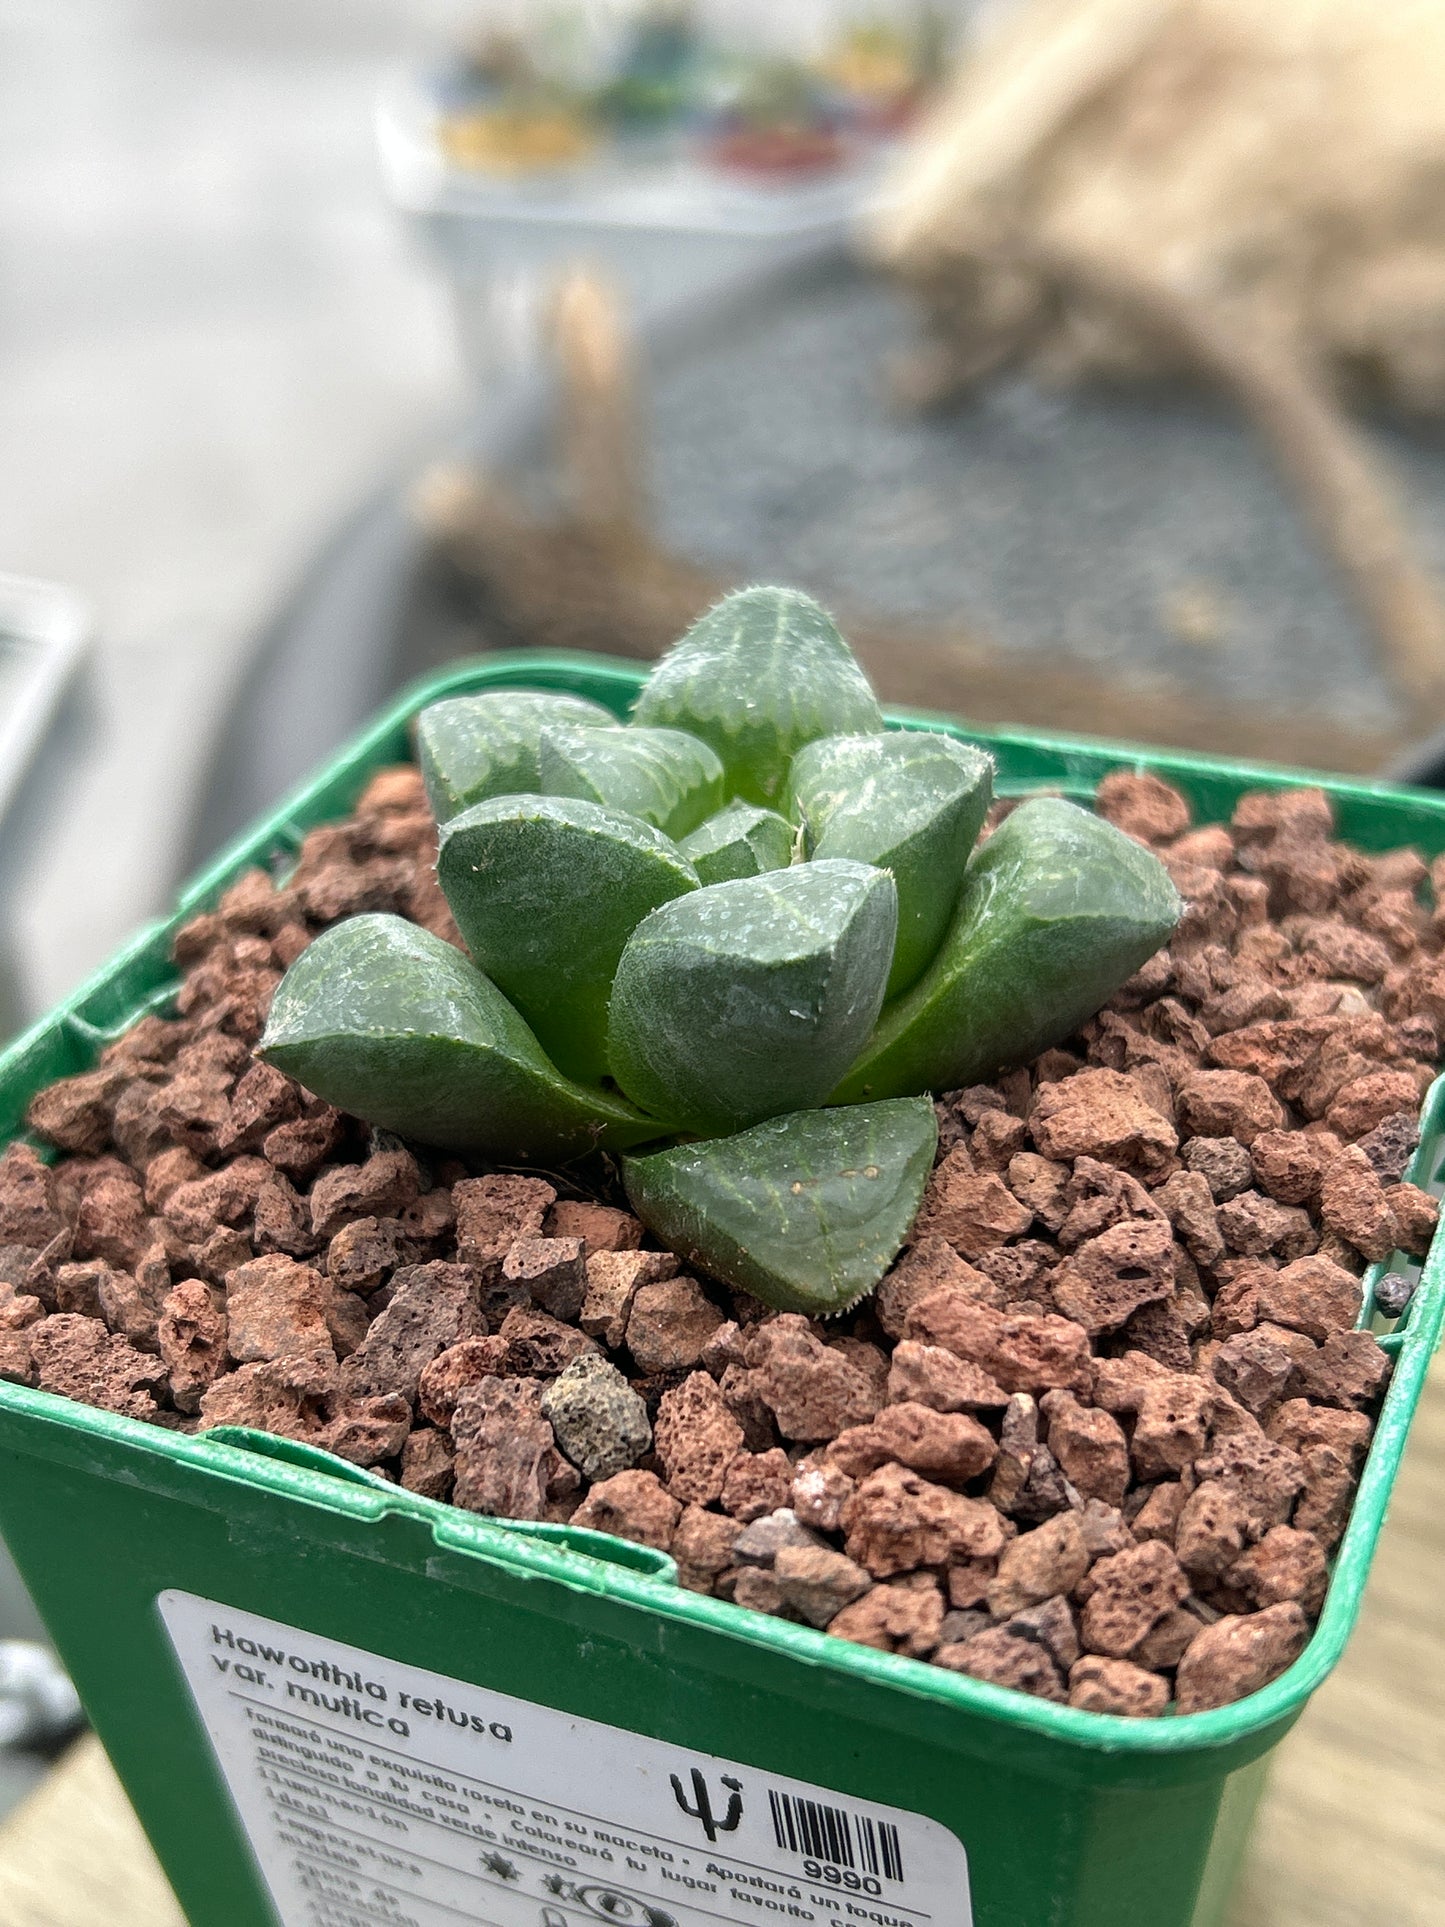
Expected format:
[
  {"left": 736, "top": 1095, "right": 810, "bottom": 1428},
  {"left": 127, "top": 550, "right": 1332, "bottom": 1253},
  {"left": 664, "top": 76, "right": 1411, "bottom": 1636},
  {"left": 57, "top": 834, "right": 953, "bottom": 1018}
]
[{"left": 2, "top": 762, "right": 1440, "bottom": 1718}]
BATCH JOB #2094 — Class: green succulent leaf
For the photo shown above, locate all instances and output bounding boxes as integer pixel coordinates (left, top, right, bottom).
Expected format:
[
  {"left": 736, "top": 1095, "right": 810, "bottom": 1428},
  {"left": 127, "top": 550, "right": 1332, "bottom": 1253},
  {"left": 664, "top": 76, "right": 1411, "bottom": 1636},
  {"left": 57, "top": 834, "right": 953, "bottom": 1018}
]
[
  {"left": 679, "top": 800, "right": 796, "bottom": 885},
  {"left": 788, "top": 729, "right": 994, "bottom": 997},
  {"left": 622, "top": 1098, "right": 938, "bottom": 1314},
  {"left": 258, "top": 914, "right": 658, "bottom": 1159},
  {"left": 416, "top": 692, "right": 617, "bottom": 824},
  {"left": 833, "top": 797, "right": 1183, "bottom": 1102},
  {"left": 538, "top": 724, "right": 724, "bottom": 838},
  {"left": 437, "top": 795, "right": 699, "bottom": 1086},
  {"left": 607, "top": 859, "right": 897, "bottom": 1137},
  {"left": 630, "top": 586, "right": 885, "bottom": 806}
]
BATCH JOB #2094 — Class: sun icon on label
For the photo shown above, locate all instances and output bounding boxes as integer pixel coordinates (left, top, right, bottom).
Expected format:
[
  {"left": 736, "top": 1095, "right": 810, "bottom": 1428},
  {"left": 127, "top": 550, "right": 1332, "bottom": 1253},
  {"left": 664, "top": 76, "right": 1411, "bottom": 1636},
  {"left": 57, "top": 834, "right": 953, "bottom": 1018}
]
[{"left": 481, "top": 1851, "right": 521, "bottom": 1882}]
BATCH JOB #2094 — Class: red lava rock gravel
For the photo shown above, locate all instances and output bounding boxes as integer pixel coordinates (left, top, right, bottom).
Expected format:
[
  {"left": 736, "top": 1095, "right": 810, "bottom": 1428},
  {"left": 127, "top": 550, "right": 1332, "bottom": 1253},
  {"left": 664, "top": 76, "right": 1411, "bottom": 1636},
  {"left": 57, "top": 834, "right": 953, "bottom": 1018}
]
[{"left": 4, "top": 761, "right": 1438, "bottom": 1720}]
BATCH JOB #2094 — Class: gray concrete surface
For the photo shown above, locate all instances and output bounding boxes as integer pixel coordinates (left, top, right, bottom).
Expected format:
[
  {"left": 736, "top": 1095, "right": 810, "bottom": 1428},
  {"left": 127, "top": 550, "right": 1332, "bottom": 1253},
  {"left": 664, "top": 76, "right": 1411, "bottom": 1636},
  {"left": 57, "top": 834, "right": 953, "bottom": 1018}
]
[{"left": 0, "top": 0, "right": 478, "bottom": 1027}]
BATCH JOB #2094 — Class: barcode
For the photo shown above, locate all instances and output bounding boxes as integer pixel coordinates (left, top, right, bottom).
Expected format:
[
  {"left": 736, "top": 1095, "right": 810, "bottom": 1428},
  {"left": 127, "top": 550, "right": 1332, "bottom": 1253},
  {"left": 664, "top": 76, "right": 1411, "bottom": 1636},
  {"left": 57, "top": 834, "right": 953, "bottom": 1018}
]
[{"left": 768, "top": 1790, "right": 904, "bottom": 1882}]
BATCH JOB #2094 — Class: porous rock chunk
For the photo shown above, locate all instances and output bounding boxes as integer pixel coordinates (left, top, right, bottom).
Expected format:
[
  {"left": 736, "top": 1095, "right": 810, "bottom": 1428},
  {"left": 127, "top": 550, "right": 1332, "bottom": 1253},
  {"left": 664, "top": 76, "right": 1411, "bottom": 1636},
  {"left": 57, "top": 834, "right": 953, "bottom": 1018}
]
[
  {"left": 1077, "top": 1542, "right": 1190, "bottom": 1659},
  {"left": 225, "top": 1255, "right": 336, "bottom": 1363},
  {"left": 572, "top": 1469, "right": 680, "bottom": 1552},
  {"left": 791, "top": 1452, "right": 856, "bottom": 1534},
  {"left": 886, "top": 1339, "right": 1008, "bottom": 1413},
  {"left": 1385, "top": 1182, "right": 1439, "bottom": 1257},
  {"left": 840, "top": 1463, "right": 1008, "bottom": 1578},
  {"left": 875, "top": 1237, "right": 1000, "bottom": 1335},
  {"left": 1153, "top": 1170, "right": 1224, "bottom": 1269},
  {"left": 1215, "top": 1190, "right": 1316, "bottom": 1261},
  {"left": 1068, "top": 1656, "right": 1169, "bottom": 1717},
  {"left": 672, "top": 1505, "right": 741, "bottom": 1594},
  {"left": 325, "top": 1216, "right": 407, "bottom": 1293},
  {"left": 1175, "top": 1481, "right": 1255, "bottom": 1580},
  {"left": 30, "top": 1312, "right": 165, "bottom": 1419},
  {"left": 1228, "top": 1526, "right": 1329, "bottom": 1615},
  {"left": 1255, "top": 1254, "right": 1362, "bottom": 1343},
  {"left": 158, "top": 1279, "right": 229, "bottom": 1413},
  {"left": 1290, "top": 1331, "right": 1391, "bottom": 1412},
  {"left": 986, "top": 1512, "right": 1089, "bottom": 1617},
  {"left": 828, "top": 1574, "right": 945, "bottom": 1656},
  {"left": 309, "top": 1148, "right": 421, "bottom": 1238},
  {"left": 263, "top": 1107, "right": 344, "bottom": 1184},
  {"left": 453, "top": 1174, "right": 556, "bottom": 1282},
  {"left": 827, "top": 1402, "right": 997, "bottom": 1487},
  {"left": 1328, "top": 1069, "right": 1427, "bottom": 1141},
  {"left": 0, "top": 1330, "right": 36, "bottom": 1386},
  {"left": 451, "top": 1377, "right": 554, "bottom": 1520},
  {"left": 720, "top": 1448, "right": 793, "bottom": 1523},
  {"left": 199, "top": 1351, "right": 336, "bottom": 1441},
  {"left": 1193, "top": 1425, "right": 1307, "bottom": 1532},
  {"left": 323, "top": 1391, "right": 412, "bottom": 1467},
  {"left": 914, "top": 1149, "right": 1032, "bottom": 1258},
  {"left": 252, "top": 1174, "right": 323, "bottom": 1259},
  {"left": 625, "top": 1276, "right": 724, "bottom": 1374},
  {"left": 1176, "top": 1071, "right": 1285, "bottom": 1147},
  {"left": 653, "top": 1371, "right": 744, "bottom": 1504},
  {"left": 1249, "top": 1130, "right": 1327, "bottom": 1207},
  {"left": 1357, "top": 1112, "right": 1422, "bottom": 1185},
  {"left": 164, "top": 1158, "right": 272, "bottom": 1244},
  {"left": 340, "top": 1261, "right": 483, "bottom": 1405},
  {"left": 545, "top": 1201, "right": 642, "bottom": 1255},
  {"left": 501, "top": 1236, "right": 586, "bottom": 1322},
  {"left": 221, "top": 1060, "right": 301, "bottom": 1153},
  {"left": 731, "top": 1509, "right": 825, "bottom": 1569},
  {"left": 1029, "top": 1070, "right": 1178, "bottom": 1179},
  {"left": 1182, "top": 1135, "right": 1254, "bottom": 1201},
  {"left": 1175, "top": 1604, "right": 1310, "bottom": 1714},
  {"left": 417, "top": 1336, "right": 509, "bottom": 1426},
  {"left": 579, "top": 1248, "right": 678, "bottom": 1350},
  {"left": 1318, "top": 1149, "right": 1402, "bottom": 1264},
  {"left": 1051, "top": 1219, "right": 1175, "bottom": 1336},
  {"left": 1006, "top": 1153, "right": 1071, "bottom": 1234},
  {"left": 730, "top": 1315, "right": 879, "bottom": 1441},
  {"left": 771, "top": 1544, "right": 871, "bottom": 1627},
  {"left": 1096, "top": 771, "right": 1191, "bottom": 843},
  {"left": 1129, "top": 1376, "right": 1214, "bottom": 1480},
  {"left": 1038, "top": 1390, "right": 1129, "bottom": 1505},
  {"left": 934, "top": 1623, "right": 1066, "bottom": 1702},
  {"left": 904, "top": 1293, "right": 1092, "bottom": 1397},
  {"left": 497, "top": 1305, "right": 597, "bottom": 1378},
  {"left": 543, "top": 1353, "right": 652, "bottom": 1483},
  {"left": 1210, "top": 1327, "right": 1310, "bottom": 1422},
  {"left": 26, "top": 1066, "right": 128, "bottom": 1156},
  {"left": 400, "top": 1428, "right": 455, "bottom": 1500}
]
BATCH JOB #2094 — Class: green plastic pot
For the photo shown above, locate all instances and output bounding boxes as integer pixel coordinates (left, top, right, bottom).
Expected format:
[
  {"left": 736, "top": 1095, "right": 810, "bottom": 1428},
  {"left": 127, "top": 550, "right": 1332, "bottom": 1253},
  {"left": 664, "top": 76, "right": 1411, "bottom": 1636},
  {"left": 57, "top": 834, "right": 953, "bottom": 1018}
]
[{"left": 0, "top": 653, "right": 1440, "bottom": 1927}]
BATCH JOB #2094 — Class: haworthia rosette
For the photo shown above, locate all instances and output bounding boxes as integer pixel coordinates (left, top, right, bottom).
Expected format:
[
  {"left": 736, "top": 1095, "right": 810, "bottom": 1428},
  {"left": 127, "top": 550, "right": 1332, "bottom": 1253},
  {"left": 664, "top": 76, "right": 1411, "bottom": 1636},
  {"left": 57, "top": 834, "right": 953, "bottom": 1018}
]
[
  {"left": 679, "top": 800, "right": 796, "bottom": 885},
  {"left": 833, "top": 796, "right": 1182, "bottom": 1102},
  {"left": 788, "top": 729, "right": 993, "bottom": 997},
  {"left": 622, "top": 1098, "right": 938, "bottom": 1314},
  {"left": 630, "top": 586, "right": 884, "bottom": 806},
  {"left": 415, "top": 691, "right": 617, "bottom": 824},
  {"left": 538, "top": 724, "right": 725, "bottom": 839},
  {"left": 437, "top": 794, "right": 699, "bottom": 1087},
  {"left": 258, "top": 914, "right": 658, "bottom": 1159},
  {"left": 607, "top": 859, "right": 897, "bottom": 1137}
]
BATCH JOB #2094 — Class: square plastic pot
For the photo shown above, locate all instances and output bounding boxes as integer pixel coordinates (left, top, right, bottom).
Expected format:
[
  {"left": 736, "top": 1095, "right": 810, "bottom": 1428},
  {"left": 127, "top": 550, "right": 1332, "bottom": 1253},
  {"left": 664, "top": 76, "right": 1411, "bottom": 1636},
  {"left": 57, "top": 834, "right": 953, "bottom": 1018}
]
[{"left": 0, "top": 651, "right": 1441, "bottom": 1927}]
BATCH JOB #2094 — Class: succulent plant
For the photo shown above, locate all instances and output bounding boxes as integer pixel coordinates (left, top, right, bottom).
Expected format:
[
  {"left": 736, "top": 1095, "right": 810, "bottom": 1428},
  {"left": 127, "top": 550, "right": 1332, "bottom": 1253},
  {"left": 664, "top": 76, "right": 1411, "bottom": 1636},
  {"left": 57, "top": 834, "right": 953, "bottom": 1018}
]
[{"left": 260, "top": 587, "right": 1181, "bottom": 1313}]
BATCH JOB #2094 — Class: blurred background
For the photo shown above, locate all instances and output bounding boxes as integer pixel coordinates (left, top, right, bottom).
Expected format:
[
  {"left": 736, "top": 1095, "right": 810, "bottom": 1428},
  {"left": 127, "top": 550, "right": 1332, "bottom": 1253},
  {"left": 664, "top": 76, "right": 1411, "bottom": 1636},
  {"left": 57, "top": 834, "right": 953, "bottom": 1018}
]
[{"left": 2, "top": 1, "right": 1445, "bottom": 1921}]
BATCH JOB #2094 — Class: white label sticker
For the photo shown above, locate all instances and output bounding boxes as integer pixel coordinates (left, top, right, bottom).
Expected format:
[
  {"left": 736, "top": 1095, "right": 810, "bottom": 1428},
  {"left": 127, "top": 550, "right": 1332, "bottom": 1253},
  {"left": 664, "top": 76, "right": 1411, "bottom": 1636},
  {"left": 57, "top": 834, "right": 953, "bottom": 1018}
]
[{"left": 158, "top": 1590, "right": 972, "bottom": 1927}]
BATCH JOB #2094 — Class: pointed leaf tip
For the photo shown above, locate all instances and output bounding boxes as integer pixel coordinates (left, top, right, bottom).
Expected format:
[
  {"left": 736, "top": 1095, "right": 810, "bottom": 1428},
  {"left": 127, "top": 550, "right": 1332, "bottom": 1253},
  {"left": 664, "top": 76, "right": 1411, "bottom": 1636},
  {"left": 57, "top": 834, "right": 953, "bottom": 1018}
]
[
  {"left": 259, "top": 913, "right": 658, "bottom": 1159},
  {"left": 632, "top": 586, "right": 884, "bottom": 806},
  {"left": 623, "top": 1099, "right": 938, "bottom": 1314}
]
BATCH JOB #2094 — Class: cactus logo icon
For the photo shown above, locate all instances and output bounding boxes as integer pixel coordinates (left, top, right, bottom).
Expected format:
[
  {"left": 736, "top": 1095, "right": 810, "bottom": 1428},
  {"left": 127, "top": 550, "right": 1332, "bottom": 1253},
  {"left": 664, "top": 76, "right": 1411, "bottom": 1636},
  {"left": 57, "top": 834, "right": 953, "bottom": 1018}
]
[{"left": 669, "top": 1767, "right": 744, "bottom": 1842}]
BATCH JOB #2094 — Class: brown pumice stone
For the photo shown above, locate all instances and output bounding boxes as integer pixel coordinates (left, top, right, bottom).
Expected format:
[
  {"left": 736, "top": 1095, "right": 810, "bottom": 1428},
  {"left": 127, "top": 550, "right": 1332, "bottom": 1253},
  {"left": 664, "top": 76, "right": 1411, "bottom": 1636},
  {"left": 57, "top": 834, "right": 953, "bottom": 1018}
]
[{"left": 10, "top": 767, "right": 1431, "bottom": 1719}]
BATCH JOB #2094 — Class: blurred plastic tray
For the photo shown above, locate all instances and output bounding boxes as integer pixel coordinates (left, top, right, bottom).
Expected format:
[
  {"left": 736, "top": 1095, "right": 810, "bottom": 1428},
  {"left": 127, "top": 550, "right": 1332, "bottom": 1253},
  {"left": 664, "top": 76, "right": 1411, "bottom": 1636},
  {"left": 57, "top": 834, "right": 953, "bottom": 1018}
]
[{"left": 0, "top": 575, "right": 88, "bottom": 829}]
